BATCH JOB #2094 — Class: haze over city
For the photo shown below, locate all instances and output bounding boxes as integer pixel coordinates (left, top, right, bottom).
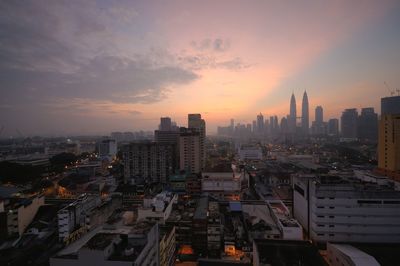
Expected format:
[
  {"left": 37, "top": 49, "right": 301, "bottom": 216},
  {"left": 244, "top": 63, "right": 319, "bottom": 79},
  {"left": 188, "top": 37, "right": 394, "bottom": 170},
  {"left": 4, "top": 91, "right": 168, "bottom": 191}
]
[{"left": 1, "top": 0, "right": 400, "bottom": 136}]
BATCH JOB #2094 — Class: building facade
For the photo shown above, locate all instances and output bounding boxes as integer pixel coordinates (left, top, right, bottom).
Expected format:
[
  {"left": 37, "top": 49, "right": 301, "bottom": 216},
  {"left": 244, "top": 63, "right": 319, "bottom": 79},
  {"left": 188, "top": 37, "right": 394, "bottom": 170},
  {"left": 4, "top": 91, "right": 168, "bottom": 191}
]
[
  {"left": 293, "top": 174, "right": 400, "bottom": 244},
  {"left": 122, "top": 141, "right": 176, "bottom": 184},
  {"left": 341, "top": 108, "right": 358, "bottom": 139}
]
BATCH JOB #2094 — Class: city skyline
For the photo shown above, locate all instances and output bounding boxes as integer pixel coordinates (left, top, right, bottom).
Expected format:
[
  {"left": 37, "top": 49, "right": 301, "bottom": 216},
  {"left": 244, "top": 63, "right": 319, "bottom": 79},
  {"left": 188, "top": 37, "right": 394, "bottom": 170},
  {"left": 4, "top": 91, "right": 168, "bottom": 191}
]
[{"left": 1, "top": 1, "right": 400, "bottom": 136}]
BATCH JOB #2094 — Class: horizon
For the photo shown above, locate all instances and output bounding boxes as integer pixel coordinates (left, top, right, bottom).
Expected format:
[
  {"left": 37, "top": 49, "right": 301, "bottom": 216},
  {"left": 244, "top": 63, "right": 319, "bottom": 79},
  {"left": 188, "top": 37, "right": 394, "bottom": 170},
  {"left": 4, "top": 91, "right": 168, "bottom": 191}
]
[{"left": 1, "top": 1, "right": 400, "bottom": 136}]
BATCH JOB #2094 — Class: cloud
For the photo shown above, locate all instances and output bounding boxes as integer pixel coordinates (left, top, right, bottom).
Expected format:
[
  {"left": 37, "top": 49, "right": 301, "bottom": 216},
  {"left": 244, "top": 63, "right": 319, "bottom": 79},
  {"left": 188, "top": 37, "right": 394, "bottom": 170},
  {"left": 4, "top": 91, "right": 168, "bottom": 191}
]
[
  {"left": 190, "top": 38, "right": 230, "bottom": 52},
  {"left": 0, "top": 1, "right": 198, "bottom": 106},
  {"left": 43, "top": 97, "right": 144, "bottom": 116},
  {"left": 178, "top": 54, "right": 250, "bottom": 71}
]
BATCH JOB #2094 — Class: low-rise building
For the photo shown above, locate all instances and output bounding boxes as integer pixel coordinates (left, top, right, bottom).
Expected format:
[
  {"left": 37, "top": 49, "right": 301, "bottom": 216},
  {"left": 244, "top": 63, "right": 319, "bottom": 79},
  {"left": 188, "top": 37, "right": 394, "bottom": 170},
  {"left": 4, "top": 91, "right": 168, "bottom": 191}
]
[
  {"left": 253, "top": 239, "right": 327, "bottom": 266},
  {"left": 238, "top": 145, "right": 262, "bottom": 161},
  {"left": 51, "top": 222, "right": 159, "bottom": 266},
  {"left": 137, "top": 191, "right": 177, "bottom": 224},
  {"left": 57, "top": 194, "right": 101, "bottom": 241},
  {"left": 0, "top": 195, "right": 45, "bottom": 238},
  {"left": 327, "top": 243, "right": 380, "bottom": 266},
  {"left": 267, "top": 200, "right": 302, "bottom": 240},
  {"left": 159, "top": 226, "right": 176, "bottom": 266},
  {"left": 293, "top": 174, "right": 400, "bottom": 244},
  {"left": 201, "top": 165, "right": 248, "bottom": 200}
]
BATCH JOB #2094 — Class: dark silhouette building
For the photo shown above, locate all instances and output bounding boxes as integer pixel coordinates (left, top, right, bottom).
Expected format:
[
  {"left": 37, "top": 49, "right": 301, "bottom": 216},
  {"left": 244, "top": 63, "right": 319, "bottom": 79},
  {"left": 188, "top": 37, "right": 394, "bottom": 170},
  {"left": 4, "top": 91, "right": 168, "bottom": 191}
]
[
  {"left": 341, "top": 109, "right": 358, "bottom": 139},
  {"left": 358, "top": 107, "right": 378, "bottom": 142}
]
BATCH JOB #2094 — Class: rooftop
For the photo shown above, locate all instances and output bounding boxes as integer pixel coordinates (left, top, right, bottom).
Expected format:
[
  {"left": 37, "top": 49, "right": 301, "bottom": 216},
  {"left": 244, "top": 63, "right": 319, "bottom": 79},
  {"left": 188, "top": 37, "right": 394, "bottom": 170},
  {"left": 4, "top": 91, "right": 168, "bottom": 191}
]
[
  {"left": 330, "top": 244, "right": 379, "bottom": 266},
  {"left": 254, "top": 239, "right": 327, "bottom": 266},
  {"left": 194, "top": 197, "right": 209, "bottom": 220},
  {"left": 83, "top": 233, "right": 117, "bottom": 250}
]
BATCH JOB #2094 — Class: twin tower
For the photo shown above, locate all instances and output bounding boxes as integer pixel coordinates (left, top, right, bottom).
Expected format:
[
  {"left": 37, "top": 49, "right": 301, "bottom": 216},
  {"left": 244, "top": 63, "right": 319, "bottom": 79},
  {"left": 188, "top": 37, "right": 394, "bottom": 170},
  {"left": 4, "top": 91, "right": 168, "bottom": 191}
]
[{"left": 289, "top": 91, "right": 309, "bottom": 135}]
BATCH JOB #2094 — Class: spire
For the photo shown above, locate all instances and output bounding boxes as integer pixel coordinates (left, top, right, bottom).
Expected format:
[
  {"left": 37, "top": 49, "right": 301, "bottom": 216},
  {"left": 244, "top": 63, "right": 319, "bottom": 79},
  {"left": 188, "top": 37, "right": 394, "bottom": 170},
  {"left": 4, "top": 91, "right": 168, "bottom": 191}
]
[
  {"left": 289, "top": 92, "right": 297, "bottom": 133},
  {"left": 301, "top": 90, "right": 309, "bottom": 135}
]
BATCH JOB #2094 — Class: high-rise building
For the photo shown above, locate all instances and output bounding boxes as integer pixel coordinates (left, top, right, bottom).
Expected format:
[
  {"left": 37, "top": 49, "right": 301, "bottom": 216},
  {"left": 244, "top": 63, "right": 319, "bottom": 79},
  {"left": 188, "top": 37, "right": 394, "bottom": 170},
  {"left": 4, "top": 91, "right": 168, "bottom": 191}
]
[
  {"left": 327, "top": 119, "right": 339, "bottom": 136},
  {"left": 311, "top": 106, "right": 326, "bottom": 136},
  {"left": 179, "top": 128, "right": 201, "bottom": 174},
  {"left": 315, "top": 106, "right": 323, "bottom": 124},
  {"left": 280, "top": 117, "right": 288, "bottom": 135},
  {"left": 160, "top": 117, "right": 172, "bottom": 131},
  {"left": 301, "top": 91, "right": 309, "bottom": 135},
  {"left": 122, "top": 141, "right": 176, "bottom": 184},
  {"left": 381, "top": 95, "right": 400, "bottom": 115},
  {"left": 257, "top": 113, "right": 264, "bottom": 134},
  {"left": 357, "top": 108, "right": 378, "bottom": 142},
  {"left": 378, "top": 114, "right": 400, "bottom": 180},
  {"left": 289, "top": 93, "right": 297, "bottom": 133},
  {"left": 252, "top": 120, "right": 257, "bottom": 133},
  {"left": 98, "top": 139, "right": 117, "bottom": 158},
  {"left": 341, "top": 109, "right": 358, "bottom": 139},
  {"left": 378, "top": 96, "right": 400, "bottom": 180},
  {"left": 188, "top": 114, "right": 206, "bottom": 170}
]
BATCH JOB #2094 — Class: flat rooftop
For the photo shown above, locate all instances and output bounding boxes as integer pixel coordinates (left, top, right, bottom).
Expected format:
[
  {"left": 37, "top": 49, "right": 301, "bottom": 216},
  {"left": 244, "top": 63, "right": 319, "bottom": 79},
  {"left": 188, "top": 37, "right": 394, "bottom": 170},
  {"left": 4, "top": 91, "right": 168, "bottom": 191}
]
[
  {"left": 254, "top": 239, "right": 327, "bottom": 266},
  {"left": 83, "top": 233, "right": 117, "bottom": 250},
  {"left": 194, "top": 197, "right": 209, "bottom": 220}
]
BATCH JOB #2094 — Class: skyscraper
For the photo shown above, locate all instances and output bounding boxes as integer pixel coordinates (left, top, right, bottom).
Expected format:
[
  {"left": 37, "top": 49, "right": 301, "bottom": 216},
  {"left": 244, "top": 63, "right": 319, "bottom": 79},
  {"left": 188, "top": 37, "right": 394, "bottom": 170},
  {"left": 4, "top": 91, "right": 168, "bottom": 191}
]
[
  {"left": 315, "top": 106, "right": 323, "bottom": 124},
  {"left": 378, "top": 96, "right": 400, "bottom": 181},
  {"left": 256, "top": 113, "right": 264, "bottom": 134},
  {"left": 188, "top": 114, "right": 206, "bottom": 170},
  {"left": 341, "top": 109, "right": 358, "bottom": 139},
  {"left": 311, "top": 106, "right": 326, "bottom": 136},
  {"left": 160, "top": 117, "right": 172, "bottom": 131},
  {"left": 358, "top": 108, "right": 378, "bottom": 142},
  {"left": 301, "top": 91, "right": 309, "bottom": 135},
  {"left": 382, "top": 95, "right": 400, "bottom": 115},
  {"left": 327, "top": 119, "right": 339, "bottom": 136},
  {"left": 289, "top": 93, "right": 297, "bottom": 133}
]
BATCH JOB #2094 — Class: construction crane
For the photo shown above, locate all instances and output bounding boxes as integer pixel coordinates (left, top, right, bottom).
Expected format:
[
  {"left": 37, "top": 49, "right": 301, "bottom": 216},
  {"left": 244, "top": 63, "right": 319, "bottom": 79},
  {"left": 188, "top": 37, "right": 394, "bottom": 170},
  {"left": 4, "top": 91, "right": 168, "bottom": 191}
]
[{"left": 384, "top": 81, "right": 395, "bottom": 96}]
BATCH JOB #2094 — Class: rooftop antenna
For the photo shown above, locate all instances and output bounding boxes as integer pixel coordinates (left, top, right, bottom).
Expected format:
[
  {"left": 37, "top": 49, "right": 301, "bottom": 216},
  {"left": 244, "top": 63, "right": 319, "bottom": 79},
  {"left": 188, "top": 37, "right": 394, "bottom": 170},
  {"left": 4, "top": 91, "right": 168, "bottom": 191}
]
[{"left": 384, "top": 81, "right": 395, "bottom": 96}]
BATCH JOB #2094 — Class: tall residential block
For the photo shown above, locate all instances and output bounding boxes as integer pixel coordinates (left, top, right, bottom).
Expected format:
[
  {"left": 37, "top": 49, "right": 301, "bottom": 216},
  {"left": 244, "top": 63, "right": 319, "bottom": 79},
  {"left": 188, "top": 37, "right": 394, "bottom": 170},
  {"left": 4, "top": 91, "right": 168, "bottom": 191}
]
[
  {"left": 188, "top": 114, "right": 206, "bottom": 170},
  {"left": 179, "top": 129, "right": 201, "bottom": 174},
  {"left": 122, "top": 141, "right": 176, "bottom": 184},
  {"left": 378, "top": 95, "right": 400, "bottom": 180}
]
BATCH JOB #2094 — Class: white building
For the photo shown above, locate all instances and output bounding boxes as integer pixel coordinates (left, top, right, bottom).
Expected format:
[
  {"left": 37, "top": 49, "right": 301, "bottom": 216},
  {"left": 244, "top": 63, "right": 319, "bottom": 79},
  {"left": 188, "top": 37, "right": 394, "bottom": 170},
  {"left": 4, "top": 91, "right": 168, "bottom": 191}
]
[
  {"left": 267, "top": 200, "right": 302, "bottom": 240},
  {"left": 58, "top": 194, "right": 101, "bottom": 241},
  {"left": 327, "top": 243, "right": 380, "bottom": 266},
  {"left": 51, "top": 222, "right": 159, "bottom": 266},
  {"left": 201, "top": 165, "right": 249, "bottom": 200},
  {"left": 293, "top": 174, "right": 400, "bottom": 243},
  {"left": 4, "top": 195, "right": 45, "bottom": 237},
  {"left": 238, "top": 145, "right": 262, "bottom": 161},
  {"left": 137, "top": 191, "right": 177, "bottom": 224}
]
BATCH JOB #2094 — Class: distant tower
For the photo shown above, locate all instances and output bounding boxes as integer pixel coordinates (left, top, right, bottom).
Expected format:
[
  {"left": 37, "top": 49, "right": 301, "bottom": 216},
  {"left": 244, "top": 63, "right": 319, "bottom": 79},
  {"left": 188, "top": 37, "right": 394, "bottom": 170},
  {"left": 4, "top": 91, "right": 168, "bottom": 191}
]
[
  {"left": 315, "top": 106, "right": 323, "bottom": 124},
  {"left": 257, "top": 113, "right": 264, "bottom": 134},
  {"left": 301, "top": 91, "right": 309, "bottom": 135},
  {"left": 289, "top": 93, "right": 297, "bottom": 133},
  {"left": 159, "top": 117, "right": 172, "bottom": 131},
  {"left": 341, "top": 108, "right": 358, "bottom": 139}
]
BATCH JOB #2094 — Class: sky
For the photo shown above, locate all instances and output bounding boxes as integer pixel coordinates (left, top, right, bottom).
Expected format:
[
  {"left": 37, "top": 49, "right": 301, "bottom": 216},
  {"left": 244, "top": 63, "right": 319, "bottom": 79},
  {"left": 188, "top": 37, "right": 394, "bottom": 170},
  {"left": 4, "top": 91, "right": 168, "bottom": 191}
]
[{"left": 1, "top": 0, "right": 400, "bottom": 136}]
